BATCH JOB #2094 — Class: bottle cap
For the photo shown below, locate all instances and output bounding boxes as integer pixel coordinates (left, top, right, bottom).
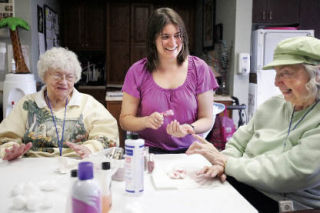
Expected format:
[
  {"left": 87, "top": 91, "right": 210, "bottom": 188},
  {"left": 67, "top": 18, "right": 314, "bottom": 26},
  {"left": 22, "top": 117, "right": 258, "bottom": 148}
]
[
  {"left": 78, "top": 161, "right": 94, "bottom": 180},
  {"left": 102, "top": 162, "right": 111, "bottom": 170},
  {"left": 70, "top": 169, "right": 78, "bottom": 178}
]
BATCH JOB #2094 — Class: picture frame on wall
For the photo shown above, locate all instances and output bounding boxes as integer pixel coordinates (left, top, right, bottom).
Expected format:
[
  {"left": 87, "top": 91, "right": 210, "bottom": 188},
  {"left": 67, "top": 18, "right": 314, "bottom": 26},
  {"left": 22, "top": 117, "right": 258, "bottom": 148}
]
[
  {"left": 0, "top": 0, "right": 14, "bottom": 20},
  {"left": 37, "top": 5, "right": 44, "bottom": 33},
  {"left": 203, "top": 0, "right": 215, "bottom": 50},
  {"left": 44, "top": 5, "right": 60, "bottom": 50}
]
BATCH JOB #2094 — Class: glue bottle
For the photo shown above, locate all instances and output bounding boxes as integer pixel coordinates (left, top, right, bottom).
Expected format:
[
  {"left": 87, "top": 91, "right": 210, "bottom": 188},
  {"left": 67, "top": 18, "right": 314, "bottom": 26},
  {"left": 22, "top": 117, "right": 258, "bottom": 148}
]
[{"left": 72, "top": 161, "right": 101, "bottom": 213}]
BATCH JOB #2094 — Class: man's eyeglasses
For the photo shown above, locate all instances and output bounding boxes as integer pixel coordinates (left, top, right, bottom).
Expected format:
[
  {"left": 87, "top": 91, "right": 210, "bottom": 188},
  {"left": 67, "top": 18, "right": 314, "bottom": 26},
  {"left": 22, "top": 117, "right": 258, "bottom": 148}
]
[
  {"left": 49, "top": 72, "right": 75, "bottom": 82},
  {"left": 160, "top": 32, "right": 182, "bottom": 41}
]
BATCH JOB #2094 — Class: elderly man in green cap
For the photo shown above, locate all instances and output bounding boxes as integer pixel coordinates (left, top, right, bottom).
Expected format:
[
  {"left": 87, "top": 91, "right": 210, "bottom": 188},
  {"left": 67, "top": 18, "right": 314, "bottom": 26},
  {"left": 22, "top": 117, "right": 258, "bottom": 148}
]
[{"left": 186, "top": 36, "right": 320, "bottom": 212}]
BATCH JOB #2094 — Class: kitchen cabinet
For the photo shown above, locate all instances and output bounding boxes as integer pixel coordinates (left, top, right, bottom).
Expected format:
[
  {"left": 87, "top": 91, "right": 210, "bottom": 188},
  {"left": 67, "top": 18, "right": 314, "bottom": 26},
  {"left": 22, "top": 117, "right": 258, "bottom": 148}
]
[
  {"left": 62, "top": 0, "right": 106, "bottom": 51},
  {"left": 106, "top": 99, "right": 126, "bottom": 148},
  {"left": 106, "top": 3, "right": 151, "bottom": 84},
  {"left": 77, "top": 86, "right": 106, "bottom": 106},
  {"left": 106, "top": 3, "right": 153, "bottom": 85},
  {"left": 252, "top": 0, "right": 300, "bottom": 24},
  {"left": 106, "top": 0, "right": 196, "bottom": 85},
  {"left": 299, "top": 0, "right": 320, "bottom": 39}
]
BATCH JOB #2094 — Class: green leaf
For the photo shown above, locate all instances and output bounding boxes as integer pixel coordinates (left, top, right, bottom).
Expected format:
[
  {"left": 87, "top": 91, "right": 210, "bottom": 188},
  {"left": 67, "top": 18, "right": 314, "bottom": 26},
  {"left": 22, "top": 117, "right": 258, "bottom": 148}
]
[{"left": 0, "top": 17, "right": 30, "bottom": 31}]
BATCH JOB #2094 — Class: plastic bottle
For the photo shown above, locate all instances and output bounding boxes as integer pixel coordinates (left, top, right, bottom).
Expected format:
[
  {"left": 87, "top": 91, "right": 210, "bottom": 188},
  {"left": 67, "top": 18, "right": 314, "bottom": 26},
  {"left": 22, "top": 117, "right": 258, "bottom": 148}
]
[
  {"left": 72, "top": 161, "right": 101, "bottom": 213},
  {"left": 66, "top": 169, "right": 78, "bottom": 213},
  {"left": 124, "top": 139, "right": 144, "bottom": 195},
  {"left": 101, "top": 162, "right": 112, "bottom": 213}
]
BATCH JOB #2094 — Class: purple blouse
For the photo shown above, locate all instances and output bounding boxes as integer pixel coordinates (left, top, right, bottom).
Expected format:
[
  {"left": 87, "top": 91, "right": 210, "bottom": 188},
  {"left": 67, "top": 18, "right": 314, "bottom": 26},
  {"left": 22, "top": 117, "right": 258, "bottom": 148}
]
[{"left": 122, "top": 56, "right": 218, "bottom": 151}]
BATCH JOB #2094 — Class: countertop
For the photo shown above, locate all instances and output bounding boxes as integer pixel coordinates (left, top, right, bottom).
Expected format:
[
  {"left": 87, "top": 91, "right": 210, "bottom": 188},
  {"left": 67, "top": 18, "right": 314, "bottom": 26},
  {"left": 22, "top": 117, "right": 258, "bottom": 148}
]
[{"left": 106, "top": 94, "right": 233, "bottom": 102}]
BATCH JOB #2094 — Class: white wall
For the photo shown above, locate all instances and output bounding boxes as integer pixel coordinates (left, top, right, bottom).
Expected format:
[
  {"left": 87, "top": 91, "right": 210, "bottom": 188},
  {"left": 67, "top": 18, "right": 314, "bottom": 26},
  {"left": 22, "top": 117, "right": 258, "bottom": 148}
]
[{"left": 216, "top": 0, "right": 252, "bottom": 126}]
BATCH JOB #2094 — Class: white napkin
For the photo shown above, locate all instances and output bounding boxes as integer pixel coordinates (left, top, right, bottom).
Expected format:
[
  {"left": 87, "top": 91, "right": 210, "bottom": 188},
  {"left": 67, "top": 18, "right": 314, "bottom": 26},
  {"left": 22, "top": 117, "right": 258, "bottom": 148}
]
[{"left": 151, "top": 154, "right": 221, "bottom": 189}]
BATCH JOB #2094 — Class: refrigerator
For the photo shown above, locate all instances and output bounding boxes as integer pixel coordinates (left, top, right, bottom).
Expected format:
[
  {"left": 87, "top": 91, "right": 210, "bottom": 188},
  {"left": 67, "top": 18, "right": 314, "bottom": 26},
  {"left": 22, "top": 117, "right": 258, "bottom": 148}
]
[{"left": 248, "top": 29, "right": 314, "bottom": 119}]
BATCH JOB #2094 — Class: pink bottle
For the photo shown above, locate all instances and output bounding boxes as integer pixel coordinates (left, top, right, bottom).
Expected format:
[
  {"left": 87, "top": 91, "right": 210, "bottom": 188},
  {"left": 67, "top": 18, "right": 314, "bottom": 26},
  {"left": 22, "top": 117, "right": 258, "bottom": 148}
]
[{"left": 72, "top": 161, "right": 101, "bottom": 213}]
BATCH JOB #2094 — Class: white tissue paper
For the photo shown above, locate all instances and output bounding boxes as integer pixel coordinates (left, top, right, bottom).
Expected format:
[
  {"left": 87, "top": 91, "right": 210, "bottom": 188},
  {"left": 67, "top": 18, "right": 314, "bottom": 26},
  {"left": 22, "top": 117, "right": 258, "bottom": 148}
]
[
  {"left": 57, "top": 156, "right": 79, "bottom": 174},
  {"left": 152, "top": 154, "right": 221, "bottom": 189}
]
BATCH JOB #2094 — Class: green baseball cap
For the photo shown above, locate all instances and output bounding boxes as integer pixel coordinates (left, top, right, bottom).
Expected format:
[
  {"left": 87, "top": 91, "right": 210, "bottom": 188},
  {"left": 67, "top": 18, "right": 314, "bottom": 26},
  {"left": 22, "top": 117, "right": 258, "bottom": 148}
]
[{"left": 263, "top": 36, "right": 320, "bottom": 70}]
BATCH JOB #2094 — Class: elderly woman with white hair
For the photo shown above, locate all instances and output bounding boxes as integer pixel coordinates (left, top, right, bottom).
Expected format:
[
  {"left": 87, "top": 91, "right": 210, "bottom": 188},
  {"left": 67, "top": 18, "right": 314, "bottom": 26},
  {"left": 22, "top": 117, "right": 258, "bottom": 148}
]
[
  {"left": 0, "top": 47, "right": 119, "bottom": 161},
  {"left": 187, "top": 36, "right": 320, "bottom": 212}
]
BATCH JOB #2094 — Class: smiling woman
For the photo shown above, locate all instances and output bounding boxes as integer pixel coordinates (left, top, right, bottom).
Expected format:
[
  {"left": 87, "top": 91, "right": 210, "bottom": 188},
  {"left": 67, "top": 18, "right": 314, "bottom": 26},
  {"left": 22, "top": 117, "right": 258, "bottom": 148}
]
[
  {"left": 0, "top": 47, "right": 119, "bottom": 161},
  {"left": 274, "top": 64, "right": 314, "bottom": 110},
  {"left": 186, "top": 36, "right": 320, "bottom": 212},
  {"left": 119, "top": 7, "right": 219, "bottom": 154}
]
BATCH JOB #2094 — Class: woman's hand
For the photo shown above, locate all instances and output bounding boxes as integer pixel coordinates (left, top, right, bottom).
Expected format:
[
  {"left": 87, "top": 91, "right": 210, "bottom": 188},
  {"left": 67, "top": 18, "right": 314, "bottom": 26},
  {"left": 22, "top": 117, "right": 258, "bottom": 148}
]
[
  {"left": 166, "top": 120, "right": 194, "bottom": 138},
  {"left": 186, "top": 134, "right": 227, "bottom": 178},
  {"left": 3, "top": 142, "right": 32, "bottom": 161},
  {"left": 66, "top": 142, "right": 91, "bottom": 159},
  {"left": 196, "top": 165, "right": 227, "bottom": 183},
  {"left": 145, "top": 112, "right": 164, "bottom": 129}
]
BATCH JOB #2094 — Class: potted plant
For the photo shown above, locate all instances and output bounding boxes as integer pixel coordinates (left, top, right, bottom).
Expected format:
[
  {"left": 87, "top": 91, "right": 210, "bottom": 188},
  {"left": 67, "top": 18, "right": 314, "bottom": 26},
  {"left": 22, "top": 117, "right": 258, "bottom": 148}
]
[{"left": 0, "top": 17, "right": 30, "bottom": 74}]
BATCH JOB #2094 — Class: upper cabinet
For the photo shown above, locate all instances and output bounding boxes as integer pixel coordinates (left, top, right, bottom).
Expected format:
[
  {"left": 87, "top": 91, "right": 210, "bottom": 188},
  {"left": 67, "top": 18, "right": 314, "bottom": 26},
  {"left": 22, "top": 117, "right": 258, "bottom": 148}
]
[
  {"left": 252, "top": 0, "right": 299, "bottom": 24},
  {"left": 299, "top": 0, "right": 320, "bottom": 38},
  {"left": 106, "top": 3, "right": 153, "bottom": 85},
  {"left": 106, "top": 0, "right": 196, "bottom": 85},
  {"left": 62, "top": 0, "right": 106, "bottom": 51},
  {"left": 61, "top": 0, "right": 197, "bottom": 85}
]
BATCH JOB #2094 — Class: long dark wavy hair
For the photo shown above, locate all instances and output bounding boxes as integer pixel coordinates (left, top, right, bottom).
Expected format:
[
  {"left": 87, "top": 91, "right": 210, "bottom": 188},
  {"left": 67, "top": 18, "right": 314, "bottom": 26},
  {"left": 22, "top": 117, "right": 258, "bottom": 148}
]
[{"left": 145, "top": 7, "right": 189, "bottom": 73}]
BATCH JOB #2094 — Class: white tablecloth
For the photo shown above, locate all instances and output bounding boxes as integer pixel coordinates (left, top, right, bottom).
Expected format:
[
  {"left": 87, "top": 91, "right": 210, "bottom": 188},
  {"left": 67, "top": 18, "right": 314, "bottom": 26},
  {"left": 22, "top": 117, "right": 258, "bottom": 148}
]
[{"left": 0, "top": 155, "right": 257, "bottom": 213}]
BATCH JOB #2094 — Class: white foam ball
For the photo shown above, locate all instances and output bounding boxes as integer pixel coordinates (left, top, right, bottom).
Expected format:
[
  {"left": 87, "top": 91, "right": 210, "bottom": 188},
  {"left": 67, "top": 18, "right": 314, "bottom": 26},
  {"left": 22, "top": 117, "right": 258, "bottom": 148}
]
[
  {"left": 11, "top": 183, "right": 24, "bottom": 196},
  {"left": 11, "top": 195, "right": 27, "bottom": 210},
  {"left": 26, "top": 195, "right": 41, "bottom": 211},
  {"left": 23, "top": 182, "right": 41, "bottom": 196}
]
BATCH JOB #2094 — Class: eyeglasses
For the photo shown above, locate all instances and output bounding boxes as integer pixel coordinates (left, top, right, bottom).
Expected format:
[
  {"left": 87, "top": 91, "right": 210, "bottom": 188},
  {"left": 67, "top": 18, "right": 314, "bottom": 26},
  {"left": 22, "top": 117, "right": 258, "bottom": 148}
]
[
  {"left": 49, "top": 72, "right": 75, "bottom": 82},
  {"left": 275, "top": 70, "right": 297, "bottom": 80},
  {"left": 160, "top": 32, "right": 182, "bottom": 42}
]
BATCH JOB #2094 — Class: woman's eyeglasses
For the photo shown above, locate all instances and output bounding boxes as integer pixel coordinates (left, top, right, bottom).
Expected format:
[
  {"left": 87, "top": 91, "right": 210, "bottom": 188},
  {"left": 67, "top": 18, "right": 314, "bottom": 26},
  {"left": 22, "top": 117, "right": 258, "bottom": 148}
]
[{"left": 49, "top": 72, "right": 75, "bottom": 82}]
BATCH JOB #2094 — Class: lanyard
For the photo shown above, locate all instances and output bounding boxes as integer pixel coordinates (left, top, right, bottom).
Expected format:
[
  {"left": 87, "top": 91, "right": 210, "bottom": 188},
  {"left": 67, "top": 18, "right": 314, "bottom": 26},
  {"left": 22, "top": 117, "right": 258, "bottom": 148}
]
[
  {"left": 283, "top": 100, "right": 319, "bottom": 151},
  {"left": 46, "top": 94, "right": 68, "bottom": 156}
]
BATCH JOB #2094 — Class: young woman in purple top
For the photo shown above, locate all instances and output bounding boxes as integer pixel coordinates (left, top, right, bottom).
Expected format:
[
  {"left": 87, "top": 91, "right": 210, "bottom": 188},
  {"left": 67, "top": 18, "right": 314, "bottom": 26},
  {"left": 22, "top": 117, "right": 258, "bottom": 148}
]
[{"left": 120, "top": 8, "right": 219, "bottom": 153}]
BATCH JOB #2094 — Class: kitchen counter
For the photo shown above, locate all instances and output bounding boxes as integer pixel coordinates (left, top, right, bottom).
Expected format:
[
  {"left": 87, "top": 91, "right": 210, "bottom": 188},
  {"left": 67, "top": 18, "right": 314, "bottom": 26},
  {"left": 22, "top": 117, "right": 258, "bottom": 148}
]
[{"left": 106, "top": 94, "right": 233, "bottom": 102}]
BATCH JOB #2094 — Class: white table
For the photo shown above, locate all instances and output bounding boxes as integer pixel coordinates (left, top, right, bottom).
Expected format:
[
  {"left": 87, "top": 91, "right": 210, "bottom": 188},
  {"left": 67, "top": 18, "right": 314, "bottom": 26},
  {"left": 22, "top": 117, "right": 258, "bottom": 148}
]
[{"left": 0, "top": 155, "right": 257, "bottom": 213}]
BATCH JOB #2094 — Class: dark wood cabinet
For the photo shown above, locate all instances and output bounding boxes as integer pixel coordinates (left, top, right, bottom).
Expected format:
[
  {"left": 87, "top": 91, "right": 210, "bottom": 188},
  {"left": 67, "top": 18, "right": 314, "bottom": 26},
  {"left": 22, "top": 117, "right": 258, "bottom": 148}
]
[
  {"left": 106, "top": 3, "right": 152, "bottom": 85},
  {"left": 77, "top": 86, "right": 106, "bottom": 106},
  {"left": 252, "top": 0, "right": 299, "bottom": 24},
  {"left": 299, "top": 0, "right": 320, "bottom": 39},
  {"left": 106, "top": 100, "right": 126, "bottom": 148},
  {"left": 62, "top": 0, "right": 106, "bottom": 51},
  {"left": 61, "top": 0, "right": 197, "bottom": 85},
  {"left": 106, "top": 1, "right": 196, "bottom": 85}
]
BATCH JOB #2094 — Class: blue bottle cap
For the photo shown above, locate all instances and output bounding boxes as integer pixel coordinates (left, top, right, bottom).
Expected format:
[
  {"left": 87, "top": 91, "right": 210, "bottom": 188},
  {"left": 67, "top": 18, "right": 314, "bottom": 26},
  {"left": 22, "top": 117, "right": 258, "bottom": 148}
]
[{"left": 78, "top": 161, "right": 94, "bottom": 180}]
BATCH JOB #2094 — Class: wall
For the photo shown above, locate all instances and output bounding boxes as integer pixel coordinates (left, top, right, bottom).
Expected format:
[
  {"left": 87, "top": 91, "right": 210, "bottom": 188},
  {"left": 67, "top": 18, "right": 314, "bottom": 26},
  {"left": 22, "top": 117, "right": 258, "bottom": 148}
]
[
  {"left": 0, "top": 0, "right": 60, "bottom": 84},
  {"left": 216, "top": 0, "right": 252, "bottom": 126}
]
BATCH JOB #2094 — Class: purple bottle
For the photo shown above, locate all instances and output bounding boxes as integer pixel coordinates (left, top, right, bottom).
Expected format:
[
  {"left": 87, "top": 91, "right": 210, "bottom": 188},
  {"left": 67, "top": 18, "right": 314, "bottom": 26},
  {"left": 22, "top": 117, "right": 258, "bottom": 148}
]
[{"left": 72, "top": 161, "right": 101, "bottom": 213}]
